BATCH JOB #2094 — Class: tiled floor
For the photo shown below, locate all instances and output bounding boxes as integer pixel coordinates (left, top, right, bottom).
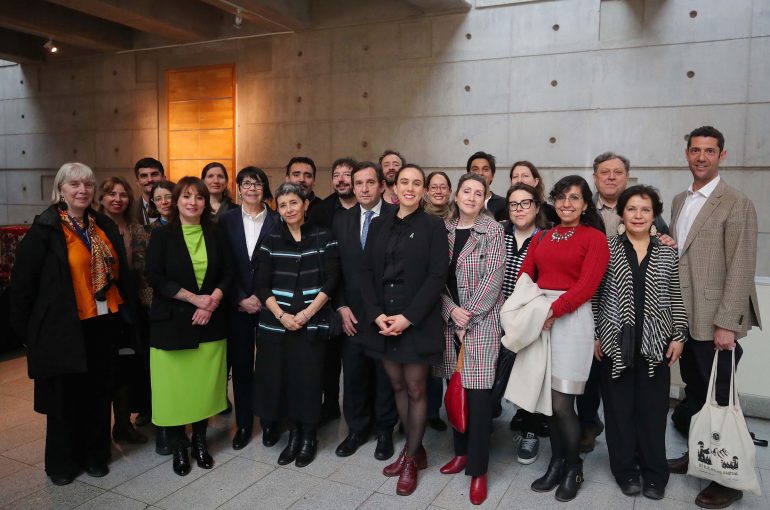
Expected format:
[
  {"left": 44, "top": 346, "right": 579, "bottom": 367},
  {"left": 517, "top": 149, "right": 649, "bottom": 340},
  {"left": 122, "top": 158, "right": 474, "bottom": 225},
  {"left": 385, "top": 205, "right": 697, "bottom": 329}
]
[{"left": 1, "top": 350, "right": 769, "bottom": 510}]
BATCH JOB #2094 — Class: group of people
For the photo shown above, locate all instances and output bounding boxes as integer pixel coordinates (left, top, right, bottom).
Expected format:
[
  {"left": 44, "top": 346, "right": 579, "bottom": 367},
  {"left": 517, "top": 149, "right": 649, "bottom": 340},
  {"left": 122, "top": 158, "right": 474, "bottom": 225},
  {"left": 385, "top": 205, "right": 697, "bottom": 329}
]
[{"left": 9, "top": 125, "right": 760, "bottom": 508}]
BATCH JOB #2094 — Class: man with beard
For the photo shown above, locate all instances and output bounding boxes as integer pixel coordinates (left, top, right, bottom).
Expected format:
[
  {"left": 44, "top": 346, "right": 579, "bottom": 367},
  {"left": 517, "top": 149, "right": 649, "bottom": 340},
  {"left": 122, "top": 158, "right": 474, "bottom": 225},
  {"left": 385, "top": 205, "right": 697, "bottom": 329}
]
[
  {"left": 306, "top": 158, "right": 358, "bottom": 426},
  {"left": 379, "top": 150, "right": 405, "bottom": 205},
  {"left": 131, "top": 157, "right": 165, "bottom": 225},
  {"left": 286, "top": 156, "right": 322, "bottom": 216}
]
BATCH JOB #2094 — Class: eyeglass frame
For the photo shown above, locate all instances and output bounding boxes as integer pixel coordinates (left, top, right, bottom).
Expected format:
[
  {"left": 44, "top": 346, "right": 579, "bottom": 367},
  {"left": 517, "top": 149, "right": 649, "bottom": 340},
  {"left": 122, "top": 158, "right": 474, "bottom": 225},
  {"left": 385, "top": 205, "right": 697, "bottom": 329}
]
[
  {"left": 239, "top": 180, "right": 264, "bottom": 190},
  {"left": 507, "top": 198, "right": 539, "bottom": 211}
]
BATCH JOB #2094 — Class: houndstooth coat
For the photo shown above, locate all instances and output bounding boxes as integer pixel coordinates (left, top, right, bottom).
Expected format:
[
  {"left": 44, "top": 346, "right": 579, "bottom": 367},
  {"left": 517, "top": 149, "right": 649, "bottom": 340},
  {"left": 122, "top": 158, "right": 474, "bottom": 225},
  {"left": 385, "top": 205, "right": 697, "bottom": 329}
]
[{"left": 438, "top": 215, "right": 506, "bottom": 389}]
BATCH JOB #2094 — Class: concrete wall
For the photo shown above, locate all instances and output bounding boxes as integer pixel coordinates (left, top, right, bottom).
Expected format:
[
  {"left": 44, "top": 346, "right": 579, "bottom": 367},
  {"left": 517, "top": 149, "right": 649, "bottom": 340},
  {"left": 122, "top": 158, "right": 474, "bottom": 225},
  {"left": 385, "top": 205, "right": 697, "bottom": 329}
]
[{"left": 0, "top": 0, "right": 768, "bottom": 276}]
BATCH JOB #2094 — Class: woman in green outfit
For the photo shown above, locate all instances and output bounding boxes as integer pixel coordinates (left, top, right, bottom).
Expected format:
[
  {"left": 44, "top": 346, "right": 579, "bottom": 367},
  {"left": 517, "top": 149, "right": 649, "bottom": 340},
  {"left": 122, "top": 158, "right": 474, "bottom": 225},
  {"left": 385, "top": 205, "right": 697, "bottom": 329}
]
[{"left": 145, "top": 176, "right": 232, "bottom": 476}]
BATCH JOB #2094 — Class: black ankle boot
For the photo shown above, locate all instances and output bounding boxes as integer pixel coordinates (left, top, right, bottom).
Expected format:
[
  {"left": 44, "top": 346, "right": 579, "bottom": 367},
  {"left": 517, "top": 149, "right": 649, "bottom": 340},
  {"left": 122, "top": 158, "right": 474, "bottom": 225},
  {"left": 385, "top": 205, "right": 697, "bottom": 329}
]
[
  {"left": 278, "top": 429, "right": 301, "bottom": 465},
  {"left": 531, "top": 457, "right": 566, "bottom": 492},
  {"left": 156, "top": 426, "right": 172, "bottom": 456},
  {"left": 555, "top": 460, "right": 583, "bottom": 502},
  {"left": 295, "top": 428, "right": 317, "bottom": 468},
  {"left": 191, "top": 432, "right": 214, "bottom": 469},
  {"left": 172, "top": 445, "right": 191, "bottom": 476}
]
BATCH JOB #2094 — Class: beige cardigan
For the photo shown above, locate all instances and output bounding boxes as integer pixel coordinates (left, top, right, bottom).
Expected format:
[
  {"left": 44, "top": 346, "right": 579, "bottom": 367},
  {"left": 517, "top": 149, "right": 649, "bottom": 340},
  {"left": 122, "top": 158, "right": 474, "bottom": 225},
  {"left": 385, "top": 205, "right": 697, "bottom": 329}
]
[{"left": 500, "top": 273, "right": 552, "bottom": 416}]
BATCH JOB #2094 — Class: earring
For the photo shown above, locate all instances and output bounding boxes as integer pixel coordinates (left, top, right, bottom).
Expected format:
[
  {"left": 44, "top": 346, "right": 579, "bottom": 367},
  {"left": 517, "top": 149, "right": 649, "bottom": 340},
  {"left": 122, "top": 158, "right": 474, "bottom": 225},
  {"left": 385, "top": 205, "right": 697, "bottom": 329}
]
[
  {"left": 650, "top": 224, "right": 658, "bottom": 236},
  {"left": 238, "top": 192, "right": 242, "bottom": 199},
  {"left": 617, "top": 223, "right": 626, "bottom": 235}
]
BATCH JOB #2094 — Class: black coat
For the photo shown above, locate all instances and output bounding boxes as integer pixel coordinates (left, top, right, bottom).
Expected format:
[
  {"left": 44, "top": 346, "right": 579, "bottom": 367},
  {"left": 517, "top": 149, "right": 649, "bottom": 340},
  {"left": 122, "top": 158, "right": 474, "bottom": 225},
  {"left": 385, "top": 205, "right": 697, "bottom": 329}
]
[
  {"left": 360, "top": 208, "right": 449, "bottom": 356},
  {"left": 145, "top": 223, "right": 232, "bottom": 350},
  {"left": 306, "top": 192, "right": 349, "bottom": 229},
  {"left": 332, "top": 202, "right": 397, "bottom": 323},
  {"left": 487, "top": 192, "right": 507, "bottom": 221},
  {"left": 219, "top": 206, "right": 279, "bottom": 308},
  {"left": 10, "top": 205, "right": 133, "bottom": 380}
]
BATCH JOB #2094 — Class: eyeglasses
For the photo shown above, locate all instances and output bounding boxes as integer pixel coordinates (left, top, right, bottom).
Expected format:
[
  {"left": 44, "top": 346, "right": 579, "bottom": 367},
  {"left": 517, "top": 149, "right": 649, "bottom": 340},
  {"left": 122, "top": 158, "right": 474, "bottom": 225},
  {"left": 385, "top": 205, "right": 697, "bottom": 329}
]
[
  {"left": 508, "top": 199, "right": 538, "bottom": 211},
  {"left": 153, "top": 194, "right": 173, "bottom": 203},
  {"left": 429, "top": 185, "right": 449, "bottom": 192},
  {"left": 240, "top": 181, "right": 264, "bottom": 190},
  {"left": 554, "top": 193, "right": 583, "bottom": 204}
]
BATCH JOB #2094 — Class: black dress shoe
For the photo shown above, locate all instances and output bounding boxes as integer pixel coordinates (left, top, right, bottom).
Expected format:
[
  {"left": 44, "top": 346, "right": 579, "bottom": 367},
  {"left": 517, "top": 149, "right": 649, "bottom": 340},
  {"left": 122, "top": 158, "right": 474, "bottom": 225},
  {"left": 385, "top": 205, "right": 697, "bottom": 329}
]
[
  {"left": 277, "top": 429, "right": 300, "bottom": 465},
  {"left": 374, "top": 431, "right": 394, "bottom": 460},
  {"left": 84, "top": 463, "right": 109, "bottom": 478},
  {"left": 531, "top": 457, "right": 566, "bottom": 492},
  {"left": 172, "top": 446, "right": 191, "bottom": 476},
  {"left": 492, "top": 403, "right": 503, "bottom": 418},
  {"left": 155, "top": 426, "right": 172, "bottom": 456},
  {"left": 49, "top": 473, "right": 76, "bottom": 486},
  {"left": 295, "top": 429, "right": 317, "bottom": 468},
  {"left": 427, "top": 417, "right": 448, "bottom": 431},
  {"left": 232, "top": 427, "right": 252, "bottom": 450},
  {"left": 262, "top": 425, "right": 280, "bottom": 447},
  {"left": 619, "top": 477, "right": 641, "bottom": 496},
  {"left": 113, "top": 424, "right": 148, "bottom": 444},
  {"left": 191, "top": 433, "right": 214, "bottom": 469},
  {"left": 667, "top": 452, "right": 688, "bottom": 474},
  {"left": 335, "top": 431, "right": 369, "bottom": 457},
  {"left": 537, "top": 419, "right": 550, "bottom": 438},
  {"left": 642, "top": 482, "right": 665, "bottom": 500},
  {"left": 555, "top": 460, "right": 583, "bottom": 502}
]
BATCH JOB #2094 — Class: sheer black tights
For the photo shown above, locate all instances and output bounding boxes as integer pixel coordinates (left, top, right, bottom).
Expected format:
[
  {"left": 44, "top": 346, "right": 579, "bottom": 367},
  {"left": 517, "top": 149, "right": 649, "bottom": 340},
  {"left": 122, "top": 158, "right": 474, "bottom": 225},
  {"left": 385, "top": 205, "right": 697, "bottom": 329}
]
[
  {"left": 549, "top": 390, "right": 581, "bottom": 466},
  {"left": 382, "top": 360, "right": 429, "bottom": 456}
]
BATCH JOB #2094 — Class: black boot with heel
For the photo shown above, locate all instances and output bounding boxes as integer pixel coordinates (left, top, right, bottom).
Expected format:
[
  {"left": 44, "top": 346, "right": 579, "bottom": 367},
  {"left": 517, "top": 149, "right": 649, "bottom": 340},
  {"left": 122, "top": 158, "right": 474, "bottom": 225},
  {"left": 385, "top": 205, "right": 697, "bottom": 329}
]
[{"left": 531, "top": 457, "right": 566, "bottom": 492}]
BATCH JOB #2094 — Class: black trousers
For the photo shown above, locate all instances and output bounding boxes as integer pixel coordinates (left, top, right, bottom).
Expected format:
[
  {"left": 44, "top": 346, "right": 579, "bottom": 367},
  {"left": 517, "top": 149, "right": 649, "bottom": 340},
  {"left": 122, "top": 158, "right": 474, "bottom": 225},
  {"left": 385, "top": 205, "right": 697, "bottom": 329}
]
[
  {"left": 600, "top": 355, "right": 670, "bottom": 486},
  {"left": 452, "top": 388, "right": 492, "bottom": 477},
  {"left": 322, "top": 333, "right": 343, "bottom": 414},
  {"left": 672, "top": 339, "right": 743, "bottom": 433},
  {"left": 44, "top": 315, "right": 117, "bottom": 478},
  {"left": 427, "top": 375, "right": 444, "bottom": 420},
  {"left": 576, "top": 358, "right": 602, "bottom": 427},
  {"left": 228, "top": 309, "right": 258, "bottom": 430},
  {"left": 341, "top": 336, "right": 398, "bottom": 433},
  {"left": 254, "top": 329, "right": 324, "bottom": 428}
]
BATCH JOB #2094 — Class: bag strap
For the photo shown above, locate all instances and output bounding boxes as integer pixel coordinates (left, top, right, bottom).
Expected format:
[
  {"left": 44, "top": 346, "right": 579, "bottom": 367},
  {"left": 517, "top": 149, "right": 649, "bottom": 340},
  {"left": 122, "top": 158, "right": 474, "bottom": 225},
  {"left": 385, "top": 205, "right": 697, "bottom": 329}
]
[
  {"left": 707, "top": 349, "right": 739, "bottom": 409},
  {"left": 456, "top": 343, "right": 465, "bottom": 373},
  {"left": 729, "top": 349, "right": 737, "bottom": 408}
]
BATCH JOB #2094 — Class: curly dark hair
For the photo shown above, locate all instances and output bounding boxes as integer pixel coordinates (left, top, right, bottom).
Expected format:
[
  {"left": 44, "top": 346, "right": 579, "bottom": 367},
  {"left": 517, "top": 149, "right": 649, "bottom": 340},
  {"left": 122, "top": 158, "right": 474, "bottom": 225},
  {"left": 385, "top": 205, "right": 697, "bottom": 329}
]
[{"left": 549, "top": 175, "right": 604, "bottom": 232}]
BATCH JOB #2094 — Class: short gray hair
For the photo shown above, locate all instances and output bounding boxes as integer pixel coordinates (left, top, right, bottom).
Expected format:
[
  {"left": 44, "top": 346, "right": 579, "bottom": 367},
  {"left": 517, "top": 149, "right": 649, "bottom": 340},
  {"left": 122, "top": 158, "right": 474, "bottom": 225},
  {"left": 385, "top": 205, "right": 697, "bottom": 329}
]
[
  {"left": 274, "top": 182, "right": 307, "bottom": 202},
  {"left": 592, "top": 152, "right": 630, "bottom": 174},
  {"left": 51, "top": 162, "right": 95, "bottom": 203}
]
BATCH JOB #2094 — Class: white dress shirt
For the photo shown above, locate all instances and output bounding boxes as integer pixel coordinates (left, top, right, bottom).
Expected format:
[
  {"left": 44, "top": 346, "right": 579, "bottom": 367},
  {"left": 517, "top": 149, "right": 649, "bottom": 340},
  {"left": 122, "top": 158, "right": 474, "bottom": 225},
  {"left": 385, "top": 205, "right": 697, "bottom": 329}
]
[
  {"left": 677, "top": 175, "right": 721, "bottom": 256},
  {"left": 243, "top": 206, "right": 267, "bottom": 258},
  {"left": 360, "top": 200, "right": 383, "bottom": 238}
]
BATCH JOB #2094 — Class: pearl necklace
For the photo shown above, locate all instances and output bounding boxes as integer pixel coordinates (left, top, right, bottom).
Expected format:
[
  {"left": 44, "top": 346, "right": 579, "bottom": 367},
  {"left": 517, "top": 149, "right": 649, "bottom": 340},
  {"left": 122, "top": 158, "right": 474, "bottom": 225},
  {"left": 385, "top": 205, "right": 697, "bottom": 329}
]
[{"left": 551, "top": 227, "right": 576, "bottom": 243}]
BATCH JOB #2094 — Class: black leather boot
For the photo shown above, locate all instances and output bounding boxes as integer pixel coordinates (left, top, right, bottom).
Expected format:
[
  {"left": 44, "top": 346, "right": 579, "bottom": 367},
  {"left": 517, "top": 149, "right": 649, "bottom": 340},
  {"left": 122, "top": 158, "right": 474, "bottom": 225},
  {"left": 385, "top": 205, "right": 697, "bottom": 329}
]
[
  {"left": 155, "top": 426, "right": 172, "bottom": 455},
  {"left": 531, "top": 457, "right": 566, "bottom": 492},
  {"left": 112, "top": 386, "right": 148, "bottom": 444},
  {"left": 295, "top": 428, "right": 317, "bottom": 468},
  {"left": 191, "top": 432, "right": 214, "bottom": 469},
  {"left": 172, "top": 445, "right": 191, "bottom": 476},
  {"left": 555, "top": 460, "right": 583, "bottom": 502},
  {"left": 277, "top": 429, "right": 301, "bottom": 465}
]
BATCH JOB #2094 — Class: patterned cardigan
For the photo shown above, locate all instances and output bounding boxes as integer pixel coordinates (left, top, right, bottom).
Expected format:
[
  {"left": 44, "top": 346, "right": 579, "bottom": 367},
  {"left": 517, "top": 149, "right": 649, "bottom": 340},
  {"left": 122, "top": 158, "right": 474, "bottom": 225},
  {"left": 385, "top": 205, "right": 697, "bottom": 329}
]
[
  {"left": 438, "top": 215, "right": 506, "bottom": 389},
  {"left": 593, "top": 234, "right": 688, "bottom": 377}
]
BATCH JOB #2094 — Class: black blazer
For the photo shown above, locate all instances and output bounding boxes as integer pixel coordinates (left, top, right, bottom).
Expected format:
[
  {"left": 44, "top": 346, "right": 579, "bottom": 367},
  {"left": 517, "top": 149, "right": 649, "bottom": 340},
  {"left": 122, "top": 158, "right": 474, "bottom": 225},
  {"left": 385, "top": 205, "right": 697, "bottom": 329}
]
[
  {"left": 332, "top": 202, "right": 397, "bottom": 322},
  {"left": 145, "top": 223, "right": 232, "bottom": 350},
  {"left": 307, "top": 192, "right": 349, "bottom": 229},
  {"left": 359, "top": 208, "right": 449, "bottom": 356},
  {"left": 487, "top": 192, "right": 507, "bottom": 221},
  {"left": 219, "top": 206, "right": 279, "bottom": 308},
  {"left": 10, "top": 206, "right": 134, "bottom": 402}
]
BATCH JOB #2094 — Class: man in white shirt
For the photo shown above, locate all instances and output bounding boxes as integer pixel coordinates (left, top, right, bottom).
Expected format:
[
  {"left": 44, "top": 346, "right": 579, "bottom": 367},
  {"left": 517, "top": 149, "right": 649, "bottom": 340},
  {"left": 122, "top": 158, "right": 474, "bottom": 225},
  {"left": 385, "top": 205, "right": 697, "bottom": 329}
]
[{"left": 667, "top": 126, "right": 761, "bottom": 508}]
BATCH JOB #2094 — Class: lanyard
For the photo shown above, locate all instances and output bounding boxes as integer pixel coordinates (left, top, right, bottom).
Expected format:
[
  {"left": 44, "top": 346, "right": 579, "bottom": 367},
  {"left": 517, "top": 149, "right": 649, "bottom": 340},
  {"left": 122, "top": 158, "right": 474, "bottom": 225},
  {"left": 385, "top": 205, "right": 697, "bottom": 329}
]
[{"left": 68, "top": 212, "right": 92, "bottom": 251}]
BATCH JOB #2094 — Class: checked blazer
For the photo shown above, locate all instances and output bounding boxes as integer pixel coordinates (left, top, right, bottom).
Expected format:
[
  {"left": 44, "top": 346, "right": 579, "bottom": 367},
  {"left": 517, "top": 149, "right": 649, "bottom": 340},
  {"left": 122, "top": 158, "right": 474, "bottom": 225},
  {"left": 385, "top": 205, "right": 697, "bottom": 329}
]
[{"left": 439, "top": 215, "right": 506, "bottom": 389}]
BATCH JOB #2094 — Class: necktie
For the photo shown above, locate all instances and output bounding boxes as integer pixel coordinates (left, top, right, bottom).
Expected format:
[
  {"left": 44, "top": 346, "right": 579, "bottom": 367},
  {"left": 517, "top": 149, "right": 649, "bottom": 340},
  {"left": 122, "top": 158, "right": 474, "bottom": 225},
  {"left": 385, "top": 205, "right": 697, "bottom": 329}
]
[{"left": 361, "top": 210, "right": 374, "bottom": 249}]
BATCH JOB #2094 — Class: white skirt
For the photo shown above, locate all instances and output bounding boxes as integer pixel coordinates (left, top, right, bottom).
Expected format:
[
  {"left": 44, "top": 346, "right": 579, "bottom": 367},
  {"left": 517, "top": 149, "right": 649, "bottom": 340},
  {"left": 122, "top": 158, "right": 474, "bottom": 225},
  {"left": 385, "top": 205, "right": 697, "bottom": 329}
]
[{"left": 544, "top": 290, "right": 595, "bottom": 395}]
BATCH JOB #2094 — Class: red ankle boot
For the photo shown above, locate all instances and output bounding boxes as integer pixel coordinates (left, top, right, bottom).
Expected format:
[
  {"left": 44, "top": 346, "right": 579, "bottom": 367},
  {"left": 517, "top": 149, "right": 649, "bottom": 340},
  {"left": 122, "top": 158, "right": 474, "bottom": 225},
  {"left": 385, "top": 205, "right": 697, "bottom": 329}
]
[
  {"left": 470, "top": 474, "right": 488, "bottom": 505},
  {"left": 384, "top": 444, "right": 427, "bottom": 476},
  {"left": 440, "top": 455, "right": 468, "bottom": 474},
  {"left": 396, "top": 456, "right": 419, "bottom": 496},
  {"left": 413, "top": 444, "right": 428, "bottom": 470}
]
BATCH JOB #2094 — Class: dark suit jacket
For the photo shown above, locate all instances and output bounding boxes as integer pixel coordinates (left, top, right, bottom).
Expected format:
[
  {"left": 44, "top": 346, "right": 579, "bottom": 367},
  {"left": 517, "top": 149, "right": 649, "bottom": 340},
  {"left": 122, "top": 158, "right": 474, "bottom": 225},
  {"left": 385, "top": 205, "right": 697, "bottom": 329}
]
[
  {"left": 359, "top": 208, "right": 449, "bottom": 356},
  {"left": 332, "top": 202, "right": 397, "bottom": 322},
  {"left": 131, "top": 197, "right": 158, "bottom": 226},
  {"left": 307, "top": 192, "right": 349, "bottom": 229},
  {"left": 219, "top": 206, "right": 279, "bottom": 308},
  {"left": 487, "top": 192, "right": 507, "bottom": 221},
  {"left": 145, "top": 223, "right": 232, "bottom": 350}
]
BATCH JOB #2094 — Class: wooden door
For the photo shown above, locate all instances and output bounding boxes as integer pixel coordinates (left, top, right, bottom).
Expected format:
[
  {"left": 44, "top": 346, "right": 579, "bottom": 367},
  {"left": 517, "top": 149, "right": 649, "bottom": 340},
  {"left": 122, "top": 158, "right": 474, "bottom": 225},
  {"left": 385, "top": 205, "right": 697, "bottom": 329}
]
[{"left": 167, "top": 65, "right": 235, "bottom": 192}]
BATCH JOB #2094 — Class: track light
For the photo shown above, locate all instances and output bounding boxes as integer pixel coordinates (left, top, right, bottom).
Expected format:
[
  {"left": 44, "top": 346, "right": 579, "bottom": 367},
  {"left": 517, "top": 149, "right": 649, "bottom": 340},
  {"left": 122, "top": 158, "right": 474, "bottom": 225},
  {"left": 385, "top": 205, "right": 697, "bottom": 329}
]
[
  {"left": 234, "top": 8, "right": 243, "bottom": 28},
  {"left": 44, "top": 39, "right": 58, "bottom": 53}
]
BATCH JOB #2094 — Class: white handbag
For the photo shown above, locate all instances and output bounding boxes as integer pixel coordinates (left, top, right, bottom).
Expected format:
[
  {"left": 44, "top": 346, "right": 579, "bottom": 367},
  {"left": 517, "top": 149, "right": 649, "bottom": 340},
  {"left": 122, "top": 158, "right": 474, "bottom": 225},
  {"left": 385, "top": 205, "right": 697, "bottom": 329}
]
[{"left": 687, "top": 350, "right": 761, "bottom": 495}]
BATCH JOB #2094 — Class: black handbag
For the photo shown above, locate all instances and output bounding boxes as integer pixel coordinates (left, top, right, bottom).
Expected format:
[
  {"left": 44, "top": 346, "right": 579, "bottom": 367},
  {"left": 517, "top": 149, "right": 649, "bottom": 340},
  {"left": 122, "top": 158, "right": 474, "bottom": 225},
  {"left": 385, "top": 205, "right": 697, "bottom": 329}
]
[
  {"left": 490, "top": 345, "right": 516, "bottom": 405},
  {"left": 618, "top": 323, "right": 636, "bottom": 368},
  {"left": 314, "top": 233, "right": 342, "bottom": 340}
]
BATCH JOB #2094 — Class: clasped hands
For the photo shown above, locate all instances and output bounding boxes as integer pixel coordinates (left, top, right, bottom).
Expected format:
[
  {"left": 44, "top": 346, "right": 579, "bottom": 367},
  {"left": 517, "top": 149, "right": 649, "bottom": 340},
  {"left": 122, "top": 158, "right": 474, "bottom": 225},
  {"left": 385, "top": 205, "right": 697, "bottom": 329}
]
[
  {"left": 238, "top": 295, "right": 262, "bottom": 314},
  {"left": 375, "top": 314, "right": 411, "bottom": 336},
  {"left": 190, "top": 291, "right": 222, "bottom": 326},
  {"left": 278, "top": 307, "right": 314, "bottom": 331}
]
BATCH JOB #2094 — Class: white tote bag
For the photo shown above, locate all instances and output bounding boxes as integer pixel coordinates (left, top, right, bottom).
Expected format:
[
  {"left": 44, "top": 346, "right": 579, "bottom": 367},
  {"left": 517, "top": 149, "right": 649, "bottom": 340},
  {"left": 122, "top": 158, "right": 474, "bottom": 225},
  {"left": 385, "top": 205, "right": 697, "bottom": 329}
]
[{"left": 687, "top": 351, "right": 761, "bottom": 495}]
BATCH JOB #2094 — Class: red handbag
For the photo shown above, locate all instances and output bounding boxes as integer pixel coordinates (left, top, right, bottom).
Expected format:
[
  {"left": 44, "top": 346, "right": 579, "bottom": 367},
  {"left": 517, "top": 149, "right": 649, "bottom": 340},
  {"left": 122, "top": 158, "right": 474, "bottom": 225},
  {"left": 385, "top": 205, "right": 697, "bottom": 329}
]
[{"left": 444, "top": 342, "right": 468, "bottom": 433}]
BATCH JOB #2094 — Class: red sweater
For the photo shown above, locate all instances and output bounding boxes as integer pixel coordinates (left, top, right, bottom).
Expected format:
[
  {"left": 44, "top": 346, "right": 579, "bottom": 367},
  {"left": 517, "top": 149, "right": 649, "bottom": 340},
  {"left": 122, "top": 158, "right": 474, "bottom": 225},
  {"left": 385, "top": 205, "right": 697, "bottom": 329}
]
[{"left": 519, "top": 225, "right": 609, "bottom": 318}]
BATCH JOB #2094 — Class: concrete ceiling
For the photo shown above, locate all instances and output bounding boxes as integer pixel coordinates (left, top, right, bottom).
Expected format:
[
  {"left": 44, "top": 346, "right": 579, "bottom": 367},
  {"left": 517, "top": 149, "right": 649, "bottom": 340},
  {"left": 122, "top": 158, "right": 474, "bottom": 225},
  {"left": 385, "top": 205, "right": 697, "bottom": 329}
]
[{"left": 0, "top": 0, "right": 470, "bottom": 63}]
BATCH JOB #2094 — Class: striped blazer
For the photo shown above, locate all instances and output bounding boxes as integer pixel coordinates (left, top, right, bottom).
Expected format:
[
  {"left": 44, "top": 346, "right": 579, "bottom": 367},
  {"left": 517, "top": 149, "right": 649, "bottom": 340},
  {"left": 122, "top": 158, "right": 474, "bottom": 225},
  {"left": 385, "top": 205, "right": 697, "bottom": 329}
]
[
  {"left": 255, "top": 221, "right": 339, "bottom": 343},
  {"left": 593, "top": 234, "right": 688, "bottom": 377},
  {"left": 439, "top": 215, "right": 506, "bottom": 389}
]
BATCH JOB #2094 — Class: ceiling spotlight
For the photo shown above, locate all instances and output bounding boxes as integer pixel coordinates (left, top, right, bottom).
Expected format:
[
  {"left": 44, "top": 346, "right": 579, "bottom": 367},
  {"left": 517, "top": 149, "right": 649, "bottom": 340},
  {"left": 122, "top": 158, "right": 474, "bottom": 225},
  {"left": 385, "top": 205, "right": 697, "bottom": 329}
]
[
  {"left": 234, "top": 8, "right": 243, "bottom": 28},
  {"left": 44, "top": 38, "right": 58, "bottom": 53}
]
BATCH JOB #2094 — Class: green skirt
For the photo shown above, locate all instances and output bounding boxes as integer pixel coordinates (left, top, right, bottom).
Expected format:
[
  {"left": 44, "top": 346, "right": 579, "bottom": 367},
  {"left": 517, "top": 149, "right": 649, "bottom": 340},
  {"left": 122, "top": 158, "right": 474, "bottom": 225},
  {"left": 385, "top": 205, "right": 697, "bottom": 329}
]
[{"left": 150, "top": 339, "right": 227, "bottom": 426}]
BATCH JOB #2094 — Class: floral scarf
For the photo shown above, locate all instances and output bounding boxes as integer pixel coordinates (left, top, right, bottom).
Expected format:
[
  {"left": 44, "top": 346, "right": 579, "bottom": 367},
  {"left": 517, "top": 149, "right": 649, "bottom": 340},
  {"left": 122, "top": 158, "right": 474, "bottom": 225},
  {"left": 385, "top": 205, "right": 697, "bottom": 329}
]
[{"left": 59, "top": 207, "right": 115, "bottom": 300}]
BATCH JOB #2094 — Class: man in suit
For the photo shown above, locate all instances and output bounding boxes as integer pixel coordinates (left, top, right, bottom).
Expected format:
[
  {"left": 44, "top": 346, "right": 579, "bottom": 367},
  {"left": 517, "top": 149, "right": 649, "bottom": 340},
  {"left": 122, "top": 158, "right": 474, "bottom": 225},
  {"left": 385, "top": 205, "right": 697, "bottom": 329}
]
[
  {"left": 131, "top": 157, "right": 165, "bottom": 226},
  {"left": 667, "top": 126, "right": 761, "bottom": 509},
  {"left": 332, "top": 161, "right": 398, "bottom": 460},
  {"left": 285, "top": 156, "right": 322, "bottom": 215},
  {"left": 307, "top": 158, "right": 359, "bottom": 425},
  {"left": 467, "top": 151, "right": 506, "bottom": 220}
]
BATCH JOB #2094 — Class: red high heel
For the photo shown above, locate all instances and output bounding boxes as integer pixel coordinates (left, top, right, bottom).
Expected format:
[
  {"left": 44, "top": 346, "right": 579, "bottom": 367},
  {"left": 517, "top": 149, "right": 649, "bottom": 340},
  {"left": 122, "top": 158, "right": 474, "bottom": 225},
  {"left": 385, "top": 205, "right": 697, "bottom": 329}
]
[
  {"left": 470, "top": 474, "right": 488, "bottom": 505},
  {"left": 440, "top": 455, "right": 468, "bottom": 474}
]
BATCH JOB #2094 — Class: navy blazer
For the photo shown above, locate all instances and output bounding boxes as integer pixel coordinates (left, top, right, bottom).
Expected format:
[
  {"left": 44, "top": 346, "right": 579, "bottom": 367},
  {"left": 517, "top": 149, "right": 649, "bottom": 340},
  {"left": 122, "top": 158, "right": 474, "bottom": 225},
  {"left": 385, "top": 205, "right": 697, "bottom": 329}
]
[{"left": 219, "top": 206, "right": 279, "bottom": 308}]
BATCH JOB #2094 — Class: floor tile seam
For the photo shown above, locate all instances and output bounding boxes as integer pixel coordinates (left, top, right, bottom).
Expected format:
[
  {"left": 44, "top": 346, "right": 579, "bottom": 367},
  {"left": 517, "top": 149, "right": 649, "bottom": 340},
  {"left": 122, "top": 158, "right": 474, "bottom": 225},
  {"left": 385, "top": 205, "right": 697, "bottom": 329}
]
[
  {"left": 0, "top": 475, "right": 52, "bottom": 507},
  {"left": 0, "top": 432, "right": 45, "bottom": 457},
  {"left": 207, "top": 459, "right": 275, "bottom": 510},
  {"left": 151, "top": 454, "right": 239, "bottom": 507},
  {"left": 0, "top": 454, "right": 39, "bottom": 480},
  {"left": 95, "top": 490, "right": 148, "bottom": 508}
]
